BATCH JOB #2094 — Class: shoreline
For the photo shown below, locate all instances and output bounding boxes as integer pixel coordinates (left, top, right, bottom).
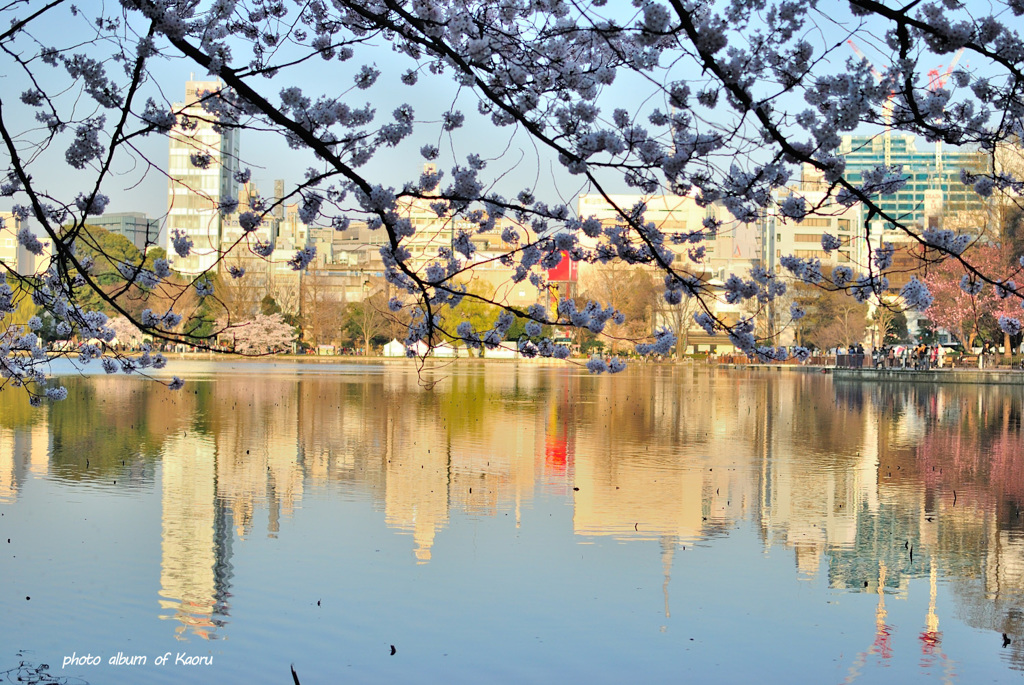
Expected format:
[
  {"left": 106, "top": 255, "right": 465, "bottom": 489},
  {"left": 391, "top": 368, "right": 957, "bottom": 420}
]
[
  {"left": 77, "top": 353, "right": 1024, "bottom": 385},
  {"left": 157, "top": 352, "right": 573, "bottom": 366},
  {"left": 719, "top": 362, "right": 1024, "bottom": 385}
]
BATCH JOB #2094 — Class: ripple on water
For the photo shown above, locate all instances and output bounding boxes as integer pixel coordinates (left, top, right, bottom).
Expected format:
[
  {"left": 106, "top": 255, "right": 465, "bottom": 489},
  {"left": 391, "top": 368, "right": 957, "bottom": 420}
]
[{"left": 4, "top": 367, "right": 1024, "bottom": 682}]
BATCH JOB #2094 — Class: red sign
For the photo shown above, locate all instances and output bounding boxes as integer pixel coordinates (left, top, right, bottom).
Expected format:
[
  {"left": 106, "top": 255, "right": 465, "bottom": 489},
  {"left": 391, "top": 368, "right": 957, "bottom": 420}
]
[{"left": 546, "top": 250, "right": 578, "bottom": 282}]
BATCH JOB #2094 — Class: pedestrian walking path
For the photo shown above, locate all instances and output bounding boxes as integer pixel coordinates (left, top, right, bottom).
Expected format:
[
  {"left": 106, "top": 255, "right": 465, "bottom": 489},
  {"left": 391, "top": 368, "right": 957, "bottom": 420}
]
[
  {"left": 717, "top": 362, "right": 1024, "bottom": 385},
  {"left": 830, "top": 367, "right": 1024, "bottom": 385}
]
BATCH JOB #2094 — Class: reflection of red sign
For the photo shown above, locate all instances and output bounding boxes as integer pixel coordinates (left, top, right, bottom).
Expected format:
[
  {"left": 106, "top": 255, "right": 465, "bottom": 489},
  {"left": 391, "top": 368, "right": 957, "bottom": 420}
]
[
  {"left": 545, "top": 435, "right": 568, "bottom": 474},
  {"left": 919, "top": 631, "right": 941, "bottom": 654},
  {"left": 873, "top": 625, "right": 893, "bottom": 660},
  {"left": 546, "top": 250, "right": 577, "bottom": 282}
]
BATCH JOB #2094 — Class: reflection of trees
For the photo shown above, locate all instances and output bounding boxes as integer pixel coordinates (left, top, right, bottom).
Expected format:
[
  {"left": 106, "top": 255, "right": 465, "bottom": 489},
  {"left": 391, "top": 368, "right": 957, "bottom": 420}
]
[
  {"left": 0, "top": 388, "right": 38, "bottom": 430},
  {"left": 951, "top": 533, "right": 1024, "bottom": 672},
  {"left": 48, "top": 377, "right": 186, "bottom": 481},
  {"left": 29, "top": 365, "right": 1024, "bottom": 663},
  {"left": 897, "top": 388, "right": 1024, "bottom": 670},
  {"left": 828, "top": 382, "right": 1024, "bottom": 670},
  {"left": 912, "top": 390, "right": 1024, "bottom": 512}
]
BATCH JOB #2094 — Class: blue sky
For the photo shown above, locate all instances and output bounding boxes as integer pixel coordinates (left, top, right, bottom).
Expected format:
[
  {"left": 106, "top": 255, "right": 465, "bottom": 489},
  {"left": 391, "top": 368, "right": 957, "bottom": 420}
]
[{"left": 0, "top": 1, "right": 997, "bottom": 238}]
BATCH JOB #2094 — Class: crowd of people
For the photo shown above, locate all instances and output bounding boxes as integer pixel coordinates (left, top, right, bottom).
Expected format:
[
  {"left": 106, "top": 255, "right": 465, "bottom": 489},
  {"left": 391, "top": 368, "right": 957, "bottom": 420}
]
[
  {"left": 870, "top": 343, "right": 947, "bottom": 370},
  {"left": 829, "top": 343, "right": 952, "bottom": 370},
  {"left": 827, "top": 342, "right": 1024, "bottom": 370}
]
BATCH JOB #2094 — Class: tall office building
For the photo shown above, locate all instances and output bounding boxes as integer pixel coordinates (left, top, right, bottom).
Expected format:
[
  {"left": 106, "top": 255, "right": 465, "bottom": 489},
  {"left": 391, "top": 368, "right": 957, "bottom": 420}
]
[
  {"left": 576, "top": 192, "right": 761, "bottom": 279},
  {"left": 0, "top": 211, "right": 23, "bottom": 270},
  {"left": 829, "top": 134, "right": 989, "bottom": 229},
  {"left": 759, "top": 189, "right": 862, "bottom": 274},
  {"left": 87, "top": 212, "right": 160, "bottom": 253},
  {"left": 0, "top": 211, "right": 50, "bottom": 276},
  {"left": 165, "top": 79, "right": 240, "bottom": 274}
]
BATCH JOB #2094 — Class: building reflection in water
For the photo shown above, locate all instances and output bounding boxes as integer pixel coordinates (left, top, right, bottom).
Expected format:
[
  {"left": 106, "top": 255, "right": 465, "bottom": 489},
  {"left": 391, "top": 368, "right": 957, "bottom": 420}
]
[
  {"left": 8, "top": 365, "right": 1024, "bottom": 662},
  {"left": 157, "top": 377, "right": 306, "bottom": 639},
  {"left": 158, "top": 432, "right": 233, "bottom": 640},
  {"left": 0, "top": 424, "right": 49, "bottom": 504},
  {"left": 0, "top": 389, "right": 50, "bottom": 503}
]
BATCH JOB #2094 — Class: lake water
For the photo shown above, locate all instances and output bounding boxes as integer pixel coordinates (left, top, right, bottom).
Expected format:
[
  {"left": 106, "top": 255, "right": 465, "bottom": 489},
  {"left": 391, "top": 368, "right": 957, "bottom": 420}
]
[{"left": 2, "top": 361, "right": 1023, "bottom": 683}]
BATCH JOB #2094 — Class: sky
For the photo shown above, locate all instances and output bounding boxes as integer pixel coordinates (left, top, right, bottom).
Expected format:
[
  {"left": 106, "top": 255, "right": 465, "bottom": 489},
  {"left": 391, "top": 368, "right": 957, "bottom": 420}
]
[
  {"left": 0, "top": 3, "right": 602, "bottom": 231},
  {"left": 0, "top": 1, "right": 1001, "bottom": 241}
]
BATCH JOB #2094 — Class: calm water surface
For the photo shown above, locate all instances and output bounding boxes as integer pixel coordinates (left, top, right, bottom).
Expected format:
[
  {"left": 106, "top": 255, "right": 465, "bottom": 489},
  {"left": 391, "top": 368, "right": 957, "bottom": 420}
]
[{"left": 2, "top": 362, "right": 1023, "bottom": 683}]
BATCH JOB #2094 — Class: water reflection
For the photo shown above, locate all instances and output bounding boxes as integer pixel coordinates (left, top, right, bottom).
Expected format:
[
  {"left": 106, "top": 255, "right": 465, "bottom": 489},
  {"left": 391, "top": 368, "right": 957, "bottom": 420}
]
[
  {"left": 834, "top": 378, "right": 1024, "bottom": 673},
  {"left": 158, "top": 431, "right": 233, "bottom": 640},
  {"left": 3, "top": 364, "right": 1024, "bottom": 671}
]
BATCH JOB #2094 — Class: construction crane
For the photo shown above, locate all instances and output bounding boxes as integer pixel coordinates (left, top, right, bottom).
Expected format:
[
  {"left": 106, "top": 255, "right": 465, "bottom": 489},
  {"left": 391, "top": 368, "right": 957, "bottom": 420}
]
[
  {"left": 926, "top": 48, "right": 964, "bottom": 92},
  {"left": 847, "top": 39, "right": 894, "bottom": 167},
  {"left": 847, "top": 42, "right": 968, "bottom": 201},
  {"left": 927, "top": 48, "right": 965, "bottom": 185}
]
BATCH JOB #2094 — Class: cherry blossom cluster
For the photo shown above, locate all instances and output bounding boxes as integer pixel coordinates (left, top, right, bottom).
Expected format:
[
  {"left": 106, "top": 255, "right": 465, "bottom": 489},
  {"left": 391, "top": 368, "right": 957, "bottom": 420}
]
[
  {"left": 999, "top": 316, "right": 1022, "bottom": 337},
  {"left": 2, "top": 0, "right": 1024, "bottom": 390},
  {"left": 900, "top": 277, "right": 934, "bottom": 312}
]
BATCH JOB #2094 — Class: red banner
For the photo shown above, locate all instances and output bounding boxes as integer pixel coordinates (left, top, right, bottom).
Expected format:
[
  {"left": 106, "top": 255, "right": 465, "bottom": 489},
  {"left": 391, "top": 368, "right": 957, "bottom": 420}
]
[{"left": 546, "top": 250, "right": 577, "bottom": 282}]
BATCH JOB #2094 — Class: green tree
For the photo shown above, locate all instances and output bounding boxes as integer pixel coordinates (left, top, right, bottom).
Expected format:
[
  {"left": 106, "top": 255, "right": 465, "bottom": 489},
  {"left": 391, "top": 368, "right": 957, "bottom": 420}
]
[
  {"left": 443, "top": 281, "right": 542, "bottom": 348},
  {"left": 447, "top": 292, "right": 501, "bottom": 337},
  {"left": 260, "top": 294, "right": 282, "bottom": 316},
  {"left": 916, "top": 317, "right": 940, "bottom": 345},
  {"left": 885, "top": 311, "right": 909, "bottom": 345},
  {"left": 342, "top": 292, "right": 392, "bottom": 354},
  {"left": 56, "top": 225, "right": 160, "bottom": 317},
  {"left": 68, "top": 224, "right": 145, "bottom": 285},
  {"left": 1, "top": 278, "right": 39, "bottom": 330},
  {"left": 142, "top": 246, "right": 167, "bottom": 273},
  {"left": 791, "top": 283, "right": 868, "bottom": 350}
]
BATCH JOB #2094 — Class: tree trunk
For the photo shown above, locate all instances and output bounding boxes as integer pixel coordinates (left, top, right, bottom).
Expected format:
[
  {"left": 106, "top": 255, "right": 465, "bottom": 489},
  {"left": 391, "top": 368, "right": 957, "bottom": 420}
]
[{"left": 677, "top": 327, "right": 689, "bottom": 360}]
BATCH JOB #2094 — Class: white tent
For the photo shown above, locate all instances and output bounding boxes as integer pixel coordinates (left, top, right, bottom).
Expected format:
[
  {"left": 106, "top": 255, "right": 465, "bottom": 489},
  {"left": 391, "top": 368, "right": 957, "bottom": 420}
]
[
  {"left": 433, "top": 342, "right": 458, "bottom": 357},
  {"left": 383, "top": 339, "right": 430, "bottom": 357},
  {"left": 485, "top": 345, "right": 518, "bottom": 359},
  {"left": 382, "top": 339, "right": 405, "bottom": 357}
]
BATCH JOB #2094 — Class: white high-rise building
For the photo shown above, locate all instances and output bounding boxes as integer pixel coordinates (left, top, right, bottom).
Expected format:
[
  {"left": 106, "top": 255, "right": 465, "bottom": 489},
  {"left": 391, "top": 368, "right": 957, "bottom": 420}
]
[
  {"left": 165, "top": 79, "right": 240, "bottom": 274},
  {"left": 0, "top": 211, "right": 22, "bottom": 270},
  {"left": 0, "top": 211, "right": 50, "bottom": 276}
]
